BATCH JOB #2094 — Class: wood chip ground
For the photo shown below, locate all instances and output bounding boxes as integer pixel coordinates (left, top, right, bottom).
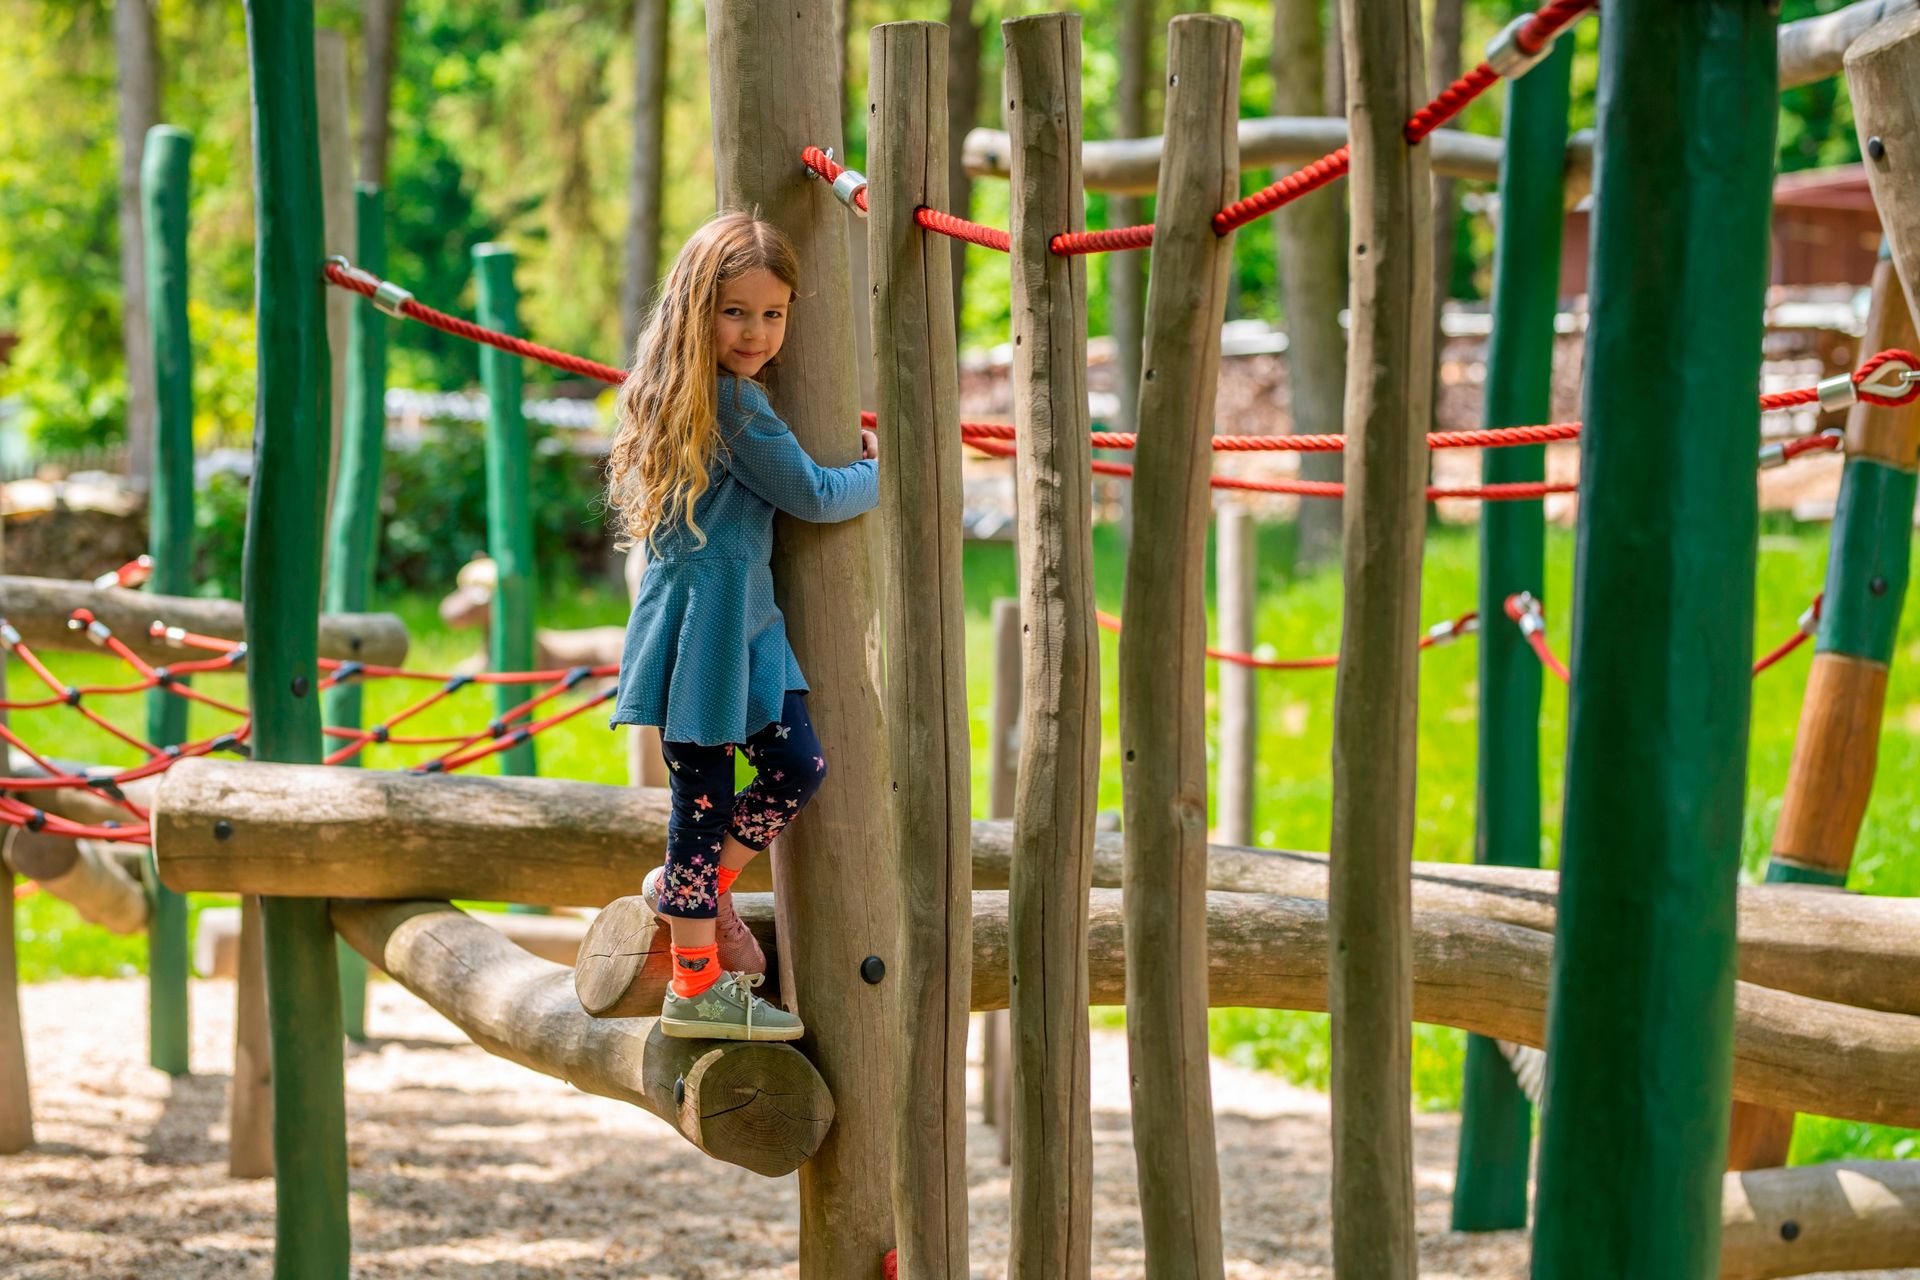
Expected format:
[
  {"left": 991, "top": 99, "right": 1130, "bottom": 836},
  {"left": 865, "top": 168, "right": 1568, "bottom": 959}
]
[{"left": 0, "top": 977, "right": 1904, "bottom": 1278}]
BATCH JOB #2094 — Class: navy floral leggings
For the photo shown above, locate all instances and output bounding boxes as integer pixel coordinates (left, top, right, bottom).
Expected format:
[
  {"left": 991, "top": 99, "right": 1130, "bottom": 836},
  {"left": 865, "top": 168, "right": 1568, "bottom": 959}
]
[{"left": 656, "top": 690, "right": 827, "bottom": 918}]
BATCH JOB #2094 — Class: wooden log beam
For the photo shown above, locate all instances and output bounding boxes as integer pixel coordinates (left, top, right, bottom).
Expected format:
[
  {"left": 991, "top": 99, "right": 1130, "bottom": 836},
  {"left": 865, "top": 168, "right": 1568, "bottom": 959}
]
[
  {"left": 870, "top": 19, "right": 972, "bottom": 1275},
  {"left": 1331, "top": 0, "right": 1430, "bottom": 1269},
  {"left": 577, "top": 888, "right": 1920, "bottom": 1130},
  {"left": 1720, "top": 1160, "right": 1920, "bottom": 1279},
  {"left": 1003, "top": 14, "right": 1099, "bottom": 1275},
  {"left": 157, "top": 762, "right": 1920, "bottom": 1019},
  {"left": 1119, "top": 16, "right": 1240, "bottom": 1277},
  {"left": 0, "top": 576, "right": 407, "bottom": 667},
  {"left": 198, "top": 904, "right": 589, "bottom": 978},
  {"left": 330, "top": 899, "right": 832, "bottom": 1178},
  {"left": 965, "top": 116, "right": 1523, "bottom": 194},
  {"left": 2, "top": 830, "right": 148, "bottom": 934}
]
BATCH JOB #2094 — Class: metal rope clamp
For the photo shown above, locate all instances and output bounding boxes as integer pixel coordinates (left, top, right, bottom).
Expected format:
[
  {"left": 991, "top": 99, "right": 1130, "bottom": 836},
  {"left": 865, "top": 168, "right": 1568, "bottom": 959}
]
[
  {"left": 831, "top": 167, "right": 869, "bottom": 218},
  {"left": 1508, "top": 591, "right": 1546, "bottom": 637},
  {"left": 1486, "top": 15, "right": 1556, "bottom": 80}
]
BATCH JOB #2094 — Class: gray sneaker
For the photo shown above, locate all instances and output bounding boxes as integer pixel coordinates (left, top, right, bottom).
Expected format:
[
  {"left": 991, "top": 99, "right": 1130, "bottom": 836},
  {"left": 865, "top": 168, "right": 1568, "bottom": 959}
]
[
  {"left": 642, "top": 865, "right": 766, "bottom": 977},
  {"left": 660, "top": 970, "right": 804, "bottom": 1042}
]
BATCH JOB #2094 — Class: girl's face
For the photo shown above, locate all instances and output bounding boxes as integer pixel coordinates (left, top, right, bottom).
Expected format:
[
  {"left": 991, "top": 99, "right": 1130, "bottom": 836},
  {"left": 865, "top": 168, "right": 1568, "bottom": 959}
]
[{"left": 713, "top": 268, "right": 791, "bottom": 379}]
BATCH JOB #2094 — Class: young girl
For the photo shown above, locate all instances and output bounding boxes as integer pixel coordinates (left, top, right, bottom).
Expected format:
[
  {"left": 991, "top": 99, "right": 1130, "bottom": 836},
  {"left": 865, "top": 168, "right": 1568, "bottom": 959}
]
[{"left": 606, "top": 211, "right": 878, "bottom": 1042}]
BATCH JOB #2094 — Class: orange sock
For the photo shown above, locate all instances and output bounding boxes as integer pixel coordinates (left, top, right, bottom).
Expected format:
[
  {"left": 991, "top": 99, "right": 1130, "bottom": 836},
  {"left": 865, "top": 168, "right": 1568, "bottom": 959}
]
[
  {"left": 670, "top": 943, "right": 721, "bottom": 998},
  {"left": 716, "top": 864, "right": 743, "bottom": 897}
]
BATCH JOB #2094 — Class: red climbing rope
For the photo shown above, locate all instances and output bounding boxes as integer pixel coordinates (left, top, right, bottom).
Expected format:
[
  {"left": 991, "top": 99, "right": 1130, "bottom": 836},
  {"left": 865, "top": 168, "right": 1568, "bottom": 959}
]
[
  {"left": 805, "top": 0, "right": 1596, "bottom": 256},
  {"left": 1507, "top": 591, "right": 1823, "bottom": 683},
  {"left": 1095, "top": 607, "right": 1478, "bottom": 671},
  {"left": 324, "top": 260, "right": 628, "bottom": 384}
]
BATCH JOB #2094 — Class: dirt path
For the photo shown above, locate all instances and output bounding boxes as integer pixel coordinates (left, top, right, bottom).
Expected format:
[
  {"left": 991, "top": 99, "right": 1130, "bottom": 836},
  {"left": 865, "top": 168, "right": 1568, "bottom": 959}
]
[{"left": 0, "top": 978, "right": 1880, "bottom": 1278}]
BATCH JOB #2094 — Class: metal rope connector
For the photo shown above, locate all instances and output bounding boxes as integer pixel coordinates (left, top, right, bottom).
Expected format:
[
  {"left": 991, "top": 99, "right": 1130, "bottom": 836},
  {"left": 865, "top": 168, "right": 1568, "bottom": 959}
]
[
  {"left": 372, "top": 279, "right": 415, "bottom": 319},
  {"left": 157, "top": 624, "right": 189, "bottom": 649},
  {"left": 1426, "top": 615, "right": 1477, "bottom": 646},
  {"left": 65, "top": 613, "right": 111, "bottom": 646},
  {"left": 1758, "top": 441, "right": 1788, "bottom": 469},
  {"left": 1798, "top": 597, "right": 1823, "bottom": 636},
  {"left": 831, "top": 167, "right": 870, "bottom": 218},
  {"left": 1816, "top": 371, "right": 1858, "bottom": 414},
  {"left": 0, "top": 622, "right": 19, "bottom": 651},
  {"left": 1486, "top": 14, "right": 1557, "bottom": 80},
  {"left": 1507, "top": 591, "right": 1546, "bottom": 637}
]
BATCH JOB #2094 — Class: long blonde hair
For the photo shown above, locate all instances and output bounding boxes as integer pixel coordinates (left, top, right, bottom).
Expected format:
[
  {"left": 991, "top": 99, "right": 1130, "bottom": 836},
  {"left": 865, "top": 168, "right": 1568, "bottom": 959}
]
[{"left": 606, "top": 211, "right": 800, "bottom": 550}]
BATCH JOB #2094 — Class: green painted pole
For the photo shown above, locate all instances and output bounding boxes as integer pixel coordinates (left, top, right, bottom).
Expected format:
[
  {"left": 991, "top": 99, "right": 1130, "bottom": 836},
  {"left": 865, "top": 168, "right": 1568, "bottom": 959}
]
[
  {"left": 1531, "top": 3, "right": 1775, "bottom": 1276},
  {"left": 472, "top": 244, "right": 537, "bottom": 779},
  {"left": 322, "top": 183, "right": 388, "bottom": 1043},
  {"left": 1452, "top": 20, "right": 1571, "bottom": 1233},
  {"left": 243, "top": 1, "right": 350, "bottom": 1272},
  {"left": 140, "top": 124, "right": 195, "bottom": 1078}
]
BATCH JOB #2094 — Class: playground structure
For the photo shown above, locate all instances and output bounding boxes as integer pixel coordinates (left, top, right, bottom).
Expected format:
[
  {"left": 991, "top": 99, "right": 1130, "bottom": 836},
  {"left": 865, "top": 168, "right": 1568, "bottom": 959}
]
[{"left": 5, "top": 0, "right": 1920, "bottom": 1277}]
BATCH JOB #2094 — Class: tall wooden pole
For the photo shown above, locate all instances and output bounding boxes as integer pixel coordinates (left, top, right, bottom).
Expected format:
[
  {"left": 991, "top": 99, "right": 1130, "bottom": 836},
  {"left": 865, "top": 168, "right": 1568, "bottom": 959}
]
[
  {"left": 870, "top": 23, "right": 971, "bottom": 1273},
  {"left": 1531, "top": 3, "right": 1776, "bottom": 1275},
  {"left": 621, "top": 0, "right": 670, "bottom": 355},
  {"left": 1272, "top": 0, "right": 1347, "bottom": 571},
  {"left": 0, "top": 488, "right": 25, "bottom": 1153},
  {"left": 1119, "top": 16, "right": 1240, "bottom": 1278},
  {"left": 242, "top": 0, "right": 350, "bottom": 1269},
  {"left": 115, "top": 0, "right": 160, "bottom": 486},
  {"left": 1451, "top": 10, "right": 1572, "bottom": 1231},
  {"left": 229, "top": 894, "right": 274, "bottom": 1179},
  {"left": 323, "top": 183, "right": 390, "bottom": 1044},
  {"left": 473, "top": 245, "right": 538, "bottom": 779},
  {"left": 1729, "top": 13, "right": 1920, "bottom": 1173},
  {"left": 1215, "top": 503, "right": 1256, "bottom": 846},
  {"left": 706, "top": 6, "right": 900, "bottom": 1274},
  {"left": 981, "top": 594, "right": 1019, "bottom": 1161},
  {"left": 1003, "top": 15, "right": 1097, "bottom": 1276},
  {"left": 1329, "top": 0, "right": 1430, "bottom": 1274},
  {"left": 141, "top": 123, "right": 195, "bottom": 1078}
]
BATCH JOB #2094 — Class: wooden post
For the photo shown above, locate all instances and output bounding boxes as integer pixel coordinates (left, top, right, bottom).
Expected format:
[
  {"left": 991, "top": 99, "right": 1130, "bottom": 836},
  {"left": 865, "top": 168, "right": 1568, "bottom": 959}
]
[
  {"left": 0, "top": 499, "right": 26, "bottom": 1154},
  {"left": 706, "top": 5, "right": 901, "bottom": 1273},
  {"left": 323, "top": 182, "right": 389, "bottom": 1045},
  {"left": 1117, "top": 16, "right": 1240, "bottom": 1278},
  {"left": 473, "top": 244, "right": 538, "bottom": 779},
  {"left": 1003, "top": 15, "right": 1098, "bottom": 1275},
  {"left": 1452, "top": 6, "right": 1572, "bottom": 1230},
  {"left": 1329, "top": 0, "right": 1430, "bottom": 1273},
  {"left": 0, "top": 860, "right": 27, "bottom": 1154},
  {"left": 982, "top": 595, "right": 1019, "bottom": 1159},
  {"left": 1530, "top": 3, "right": 1777, "bottom": 1276},
  {"left": 1215, "top": 503, "right": 1255, "bottom": 846},
  {"left": 870, "top": 20, "right": 972, "bottom": 1275},
  {"left": 141, "top": 122, "right": 195, "bottom": 1078},
  {"left": 242, "top": 0, "right": 351, "bottom": 1268},
  {"left": 316, "top": 30, "right": 354, "bottom": 522},
  {"left": 1729, "top": 15, "right": 1920, "bottom": 1172},
  {"left": 229, "top": 895, "right": 274, "bottom": 1179},
  {"left": 621, "top": 0, "right": 670, "bottom": 356},
  {"left": 3, "top": 832, "right": 149, "bottom": 934}
]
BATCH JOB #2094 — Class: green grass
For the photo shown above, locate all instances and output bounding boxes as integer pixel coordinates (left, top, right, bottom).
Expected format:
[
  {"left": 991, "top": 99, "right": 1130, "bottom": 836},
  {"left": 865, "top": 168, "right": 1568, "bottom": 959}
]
[{"left": 11, "top": 522, "right": 1920, "bottom": 1166}]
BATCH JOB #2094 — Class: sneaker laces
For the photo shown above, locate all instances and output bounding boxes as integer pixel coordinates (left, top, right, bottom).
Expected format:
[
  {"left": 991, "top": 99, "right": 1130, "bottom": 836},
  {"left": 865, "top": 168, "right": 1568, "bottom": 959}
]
[
  {"left": 720, "top": 970, "right": 767, "bottom": 1038},
  {"left": 716, "top": 894, "right": 757, "bottom": 947}
]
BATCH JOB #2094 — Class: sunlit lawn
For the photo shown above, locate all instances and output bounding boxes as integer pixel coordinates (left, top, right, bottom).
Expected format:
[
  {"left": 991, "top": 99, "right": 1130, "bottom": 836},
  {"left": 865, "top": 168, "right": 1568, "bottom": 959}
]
[{"left": 11, "top": 519, "right": 1920, "bottom": 1167}]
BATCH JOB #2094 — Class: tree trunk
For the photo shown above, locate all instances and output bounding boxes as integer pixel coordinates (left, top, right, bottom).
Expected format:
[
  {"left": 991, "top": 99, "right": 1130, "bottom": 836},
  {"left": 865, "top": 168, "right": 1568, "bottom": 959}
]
[
  {"left": 115, "top": 0, "right": 160, "bottom": 485},
  {"left": 1427, "top": 0, "right": 1464, "bottom": 515},
  {"left": 946, "top": 0, "right": 982, "bottom": 331},
  {"left": 358, "top": 0, "right": 403, "bottom": 187},
  {"left": 1271, "top": 0, "right": 1346, "bottom": 571},
  {"left": 621, "top": 0, "right": 669, "bottom": 355},
  {"left": 1109, "top": 0, "right": 1151, "bottom": 451}
]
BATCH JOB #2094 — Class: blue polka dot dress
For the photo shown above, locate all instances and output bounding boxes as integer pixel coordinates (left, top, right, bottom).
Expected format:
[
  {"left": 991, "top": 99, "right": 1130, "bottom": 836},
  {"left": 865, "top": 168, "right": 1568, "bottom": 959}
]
[{"left": 610, "top": 374, "right": 879, "bottom": 747}]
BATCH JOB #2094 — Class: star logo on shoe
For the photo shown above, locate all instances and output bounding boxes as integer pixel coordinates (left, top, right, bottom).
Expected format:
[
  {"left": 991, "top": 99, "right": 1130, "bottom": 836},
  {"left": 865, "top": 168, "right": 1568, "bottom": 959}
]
[{"left": 695, "top": 997, "right": 725, "bottom": 1020}]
